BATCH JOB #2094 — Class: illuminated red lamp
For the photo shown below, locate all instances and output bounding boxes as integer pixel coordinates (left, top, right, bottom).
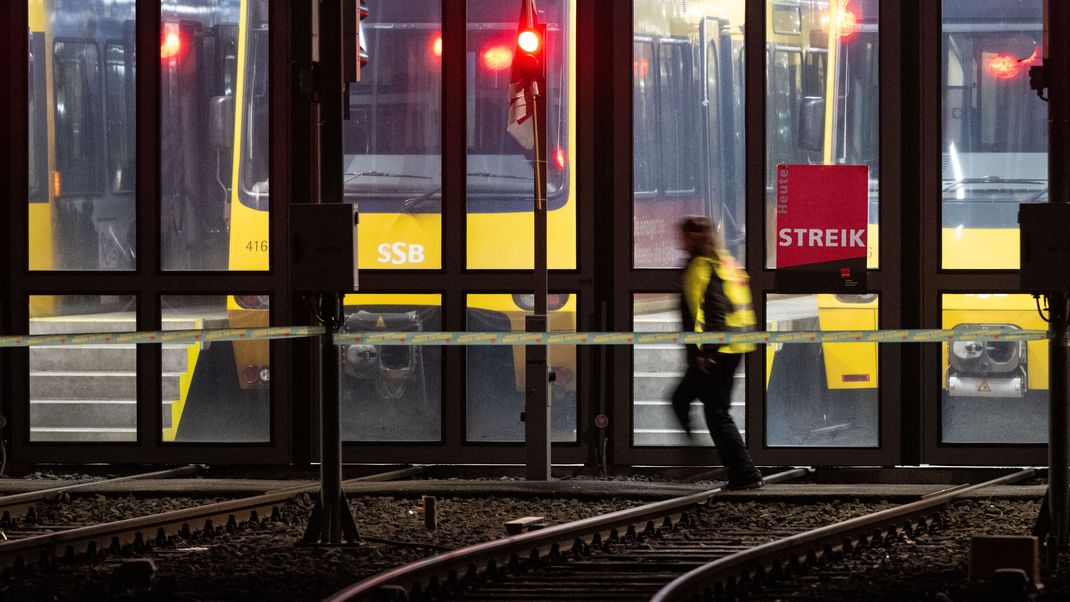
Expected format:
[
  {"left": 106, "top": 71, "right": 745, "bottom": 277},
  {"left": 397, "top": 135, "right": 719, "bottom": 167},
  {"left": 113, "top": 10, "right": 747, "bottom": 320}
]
[
  {"left": 161, "top": 23, "right": 181, "bottom": 60},
  {"left": 482, "top": 45, "right": 513, "bottom": 71},
  {"left": 837, "top": 8, "right": 857, "bottom": 39},
  {"left": 988, "top": 46, "right": 1041, "bottom": 80},
  {"left": 988, "top": 54, "right": 1020, "bottom": 79},
  {"left": 553, "top": 147, "right": 566, "bottom": 170},
  {"left": 633, "top": 59, "right": 649, "bottom": 77},
  {"left": 431, "top": 35, "right": 443, "bottom": 58},
  {"left": 517, "top": 29, "right": 541, "bottom": 53}
]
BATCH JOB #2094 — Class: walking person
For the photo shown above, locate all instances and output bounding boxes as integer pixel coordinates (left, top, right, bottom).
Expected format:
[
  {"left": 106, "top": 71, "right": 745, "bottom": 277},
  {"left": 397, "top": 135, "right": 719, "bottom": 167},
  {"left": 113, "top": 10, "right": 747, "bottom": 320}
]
[{"left": 672, "top": 217, "right": 763, "bottom": 489}]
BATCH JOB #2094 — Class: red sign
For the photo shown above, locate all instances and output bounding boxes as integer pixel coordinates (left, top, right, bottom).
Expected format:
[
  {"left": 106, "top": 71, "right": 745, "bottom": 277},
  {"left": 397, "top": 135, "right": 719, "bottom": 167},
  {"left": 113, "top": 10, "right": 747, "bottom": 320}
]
[{"left": 775, "top": 164, "right": 868, "bottom": 292}]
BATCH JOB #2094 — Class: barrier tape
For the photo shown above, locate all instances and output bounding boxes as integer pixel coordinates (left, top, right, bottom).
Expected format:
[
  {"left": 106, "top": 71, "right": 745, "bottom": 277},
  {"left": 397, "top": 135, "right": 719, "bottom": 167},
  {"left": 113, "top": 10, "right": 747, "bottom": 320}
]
[
  {"left": 0, "top": 326, "right": 1049, "bottom": 347},
  {"left": 335, "top": 328, "right": 1050, "bottom": 346},
  {"left": 0, "top": 325, "right": 325, "bottom": 348}
]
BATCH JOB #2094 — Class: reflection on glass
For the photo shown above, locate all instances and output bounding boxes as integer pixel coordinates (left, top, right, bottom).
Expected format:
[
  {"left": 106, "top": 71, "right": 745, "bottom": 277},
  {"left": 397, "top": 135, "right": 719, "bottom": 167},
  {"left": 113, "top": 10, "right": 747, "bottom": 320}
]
[
  {"left": 31, "top": 0, "right": 137, "bottom": 271},
  {"left": 633, "top": 1, "right": 746, "bottom": 268},
  {"left": 765, "top": 0, "right": 879, "bottom": 269},
  {"left": 632, "top": 293, "right": 747, "bottom": 446},
  {"left": 765, "top": 293, "right": 878, "bottom": 447},
  {"left": 941, "top": 294, "right": 1047, "bottom": 443},
  {"left": 162, "top": 296, "right": 270, "bottom": 443},
  {"left": 941, "top": 0, "right": 1045, "bottom": 269},
  {"left": 347, "top": 1, "right": 443, "bottom": 270},
  {"left": 339, "top": 294, "right": 442, "bottom": 442},
  {"left": 161, "top": 0, "right": 267, "bottom": 271},
  {"left": 466, "top": 0, "right": 575, "bottom": 269},
  {"left": 466, "top": 293, "right": 577, "bottom": 442},
  {"left": 29, "top": 295, "right": 137, "bottom": 442}
]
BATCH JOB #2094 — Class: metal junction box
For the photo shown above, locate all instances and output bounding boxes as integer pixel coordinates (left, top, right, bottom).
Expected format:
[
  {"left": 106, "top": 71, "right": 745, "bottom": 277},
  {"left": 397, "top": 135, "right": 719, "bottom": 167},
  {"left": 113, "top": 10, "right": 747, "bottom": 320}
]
[
  {"left": 1019, "top": 203, "right": 1070, "bottom": 293},
  {"left": 290, "top": 203, "right": 358, "bottom": 292}
]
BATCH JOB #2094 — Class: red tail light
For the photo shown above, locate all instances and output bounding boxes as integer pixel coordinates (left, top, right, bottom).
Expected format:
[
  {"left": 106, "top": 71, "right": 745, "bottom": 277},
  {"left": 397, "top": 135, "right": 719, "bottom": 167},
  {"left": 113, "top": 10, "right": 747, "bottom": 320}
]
[
  {"left": 431, "top": 34, "right": 442, "bottom": 58},
  {"left": 553, "top": 147, "right": 566, "bottom": 171},
  {"left": 482, "top": 45, "right": 513, "bottom": 71},
  {"left": 988, "top": 46, "right": 1041, "bottom": 80},
  {"left": 988, "top": 54, "right": 1019, "bottom": 79},
  {"left": 837, "top": 8, "right": 857, "bottom": 39},
  {"left": 161, "top": 23, "right": 181, "bottom": 60}
]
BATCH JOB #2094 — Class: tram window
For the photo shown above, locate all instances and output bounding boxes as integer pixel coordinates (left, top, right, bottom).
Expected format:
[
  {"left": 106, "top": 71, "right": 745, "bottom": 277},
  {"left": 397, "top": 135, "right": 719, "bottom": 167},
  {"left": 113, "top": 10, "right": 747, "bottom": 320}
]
[
  {"left": 765, "top": 0, "right": 880, "bottom": 270},
  {"left": 632, "top": 1, "right": 747, "bottom": 269},
  {"left": 658, "top": 41, "right": 696, "bottom": 194},
  {"left": 633, "top": 40, "right": 658, "bottom": 195},
  {"left": 105, "top": 43, "right": 134, "bottom": 194},
  {"left": 28, "top": 50, "right": 38, "bottom": 196},
  {"left": 769, "top": 49, "right": 802, "bottom": 169},
  {"left": 53, "top": 40, "right": 103, "bottom": 196},
  {"left": 465, "top": 0, "right": 573, "bottom": 270},
  {"left": 240, "top": 27, "right": 269, "bottom": 198},
  {"left": 940, "top": 0, "right": 1046, "bottom": 269}
]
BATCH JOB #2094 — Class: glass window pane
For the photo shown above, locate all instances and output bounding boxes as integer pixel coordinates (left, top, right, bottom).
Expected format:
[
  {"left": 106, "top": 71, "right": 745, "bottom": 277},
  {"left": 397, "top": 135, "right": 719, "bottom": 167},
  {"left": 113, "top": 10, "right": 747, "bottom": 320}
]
[
  {"left": 161, "top": 1, "right": 267, "bottom": 270},
  {"left": 941, "top": 1, "right": 1045, "bottom": 269},
  {"left": 32, "top": 1, "right": 137, "bottom": 271},
  {"left": 765, "top": 293, "right": 879, "bottom": 447},
  {"left": 466, "top": 0, "right": 576, "bottom": 269},
  {"left": 632, "top": 293, "right": 748, "bottom": 446},
  {"left": 349, "top": 2, "right": 443, "bottom": 270},
  {"left": 634, "top": 1, "right": 746, "bottom": 268},
  {"left": 765, "top": 0, "right": 879, "bottom": 269},
  {"left": 29, "top": 295, "right": 137, "bottom": 442},
  {"left": 339, "top": 294, "right": 442, "bottom": 442},
  {"left": 941, "top": 294, "right": 1046, "bottom": 443},
  {"left": 162, "top": 296, "right": 270, "bottom": 443},
  {"left": 466, "top": 293, "right": 577, "bottom": 442}
]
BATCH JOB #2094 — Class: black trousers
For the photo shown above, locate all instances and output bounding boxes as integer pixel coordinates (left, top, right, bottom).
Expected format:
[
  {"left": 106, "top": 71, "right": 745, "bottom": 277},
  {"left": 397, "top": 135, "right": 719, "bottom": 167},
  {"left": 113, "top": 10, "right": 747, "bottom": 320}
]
[{"left": 670, "top": 351, "right": 756, "bottom": 479}]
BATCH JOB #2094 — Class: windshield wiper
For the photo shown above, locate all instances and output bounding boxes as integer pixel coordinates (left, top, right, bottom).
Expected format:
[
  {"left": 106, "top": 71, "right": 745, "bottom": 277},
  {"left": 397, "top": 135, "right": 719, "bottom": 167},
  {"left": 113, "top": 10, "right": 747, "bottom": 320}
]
[
  {"left": 943, "top": 176, "right": 1047, "bottom": 192},
  {"left": 344, "top": 171, "right": 434, "bottom": 183},
  {"left": 467, "top": 171, "right": 532, "bottom": 181}
]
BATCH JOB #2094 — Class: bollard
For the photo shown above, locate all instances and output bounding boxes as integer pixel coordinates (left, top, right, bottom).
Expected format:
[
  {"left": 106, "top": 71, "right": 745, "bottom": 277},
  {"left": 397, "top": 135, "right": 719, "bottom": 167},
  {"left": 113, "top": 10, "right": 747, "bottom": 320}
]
[{"left": 423, "top": 496, "right": 437, "bottom": 531}]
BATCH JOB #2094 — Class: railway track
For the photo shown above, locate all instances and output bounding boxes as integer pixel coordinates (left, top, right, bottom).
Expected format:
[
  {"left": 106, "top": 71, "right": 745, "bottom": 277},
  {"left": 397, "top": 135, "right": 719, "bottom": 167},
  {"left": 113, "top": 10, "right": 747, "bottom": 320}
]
[
  {"left": 0, "top": 464, "right": 204, "bottom": 525},
  {"left": 0, "top": 465, "right": 425, "bottom": 570},
  {"left": 328, "top": 469, "right": 1035, "bottom": 601}
]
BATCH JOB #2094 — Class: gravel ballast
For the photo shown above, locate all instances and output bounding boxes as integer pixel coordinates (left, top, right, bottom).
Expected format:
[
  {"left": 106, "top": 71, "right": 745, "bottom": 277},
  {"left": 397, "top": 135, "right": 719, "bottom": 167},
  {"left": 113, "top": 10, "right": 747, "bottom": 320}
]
[{"left": 1, "top": 494, "right": 1067, "bottom": 601}]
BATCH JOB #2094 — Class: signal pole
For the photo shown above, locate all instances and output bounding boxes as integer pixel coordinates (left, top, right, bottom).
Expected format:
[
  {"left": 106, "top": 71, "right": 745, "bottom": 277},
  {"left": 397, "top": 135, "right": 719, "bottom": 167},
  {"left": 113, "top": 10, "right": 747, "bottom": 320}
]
[
  {"left": 512, "top": 6, "right": 551, "bottom": 481},
  {"left": 302, "top": 0, "right": 359, "bottom": 544},
  {"left": 1046, "top": 0, "right": 1070, "bottom": 569},
  {"left": 524, "top": 61, "right": 551, "bottom": 481}
]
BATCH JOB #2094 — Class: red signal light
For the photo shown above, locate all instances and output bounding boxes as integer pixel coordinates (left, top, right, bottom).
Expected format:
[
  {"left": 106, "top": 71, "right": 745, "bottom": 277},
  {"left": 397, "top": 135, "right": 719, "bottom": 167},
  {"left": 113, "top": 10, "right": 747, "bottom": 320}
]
[
  {"left": 482, "top": 45, "right": 513, "bottom": 71},
  {"left": 161, "top": 23, "right": 181, "bottom": 60},
  {"left": 517, "top": 30, "right": 540, "bottom": 53},
  {"left": 431, "top": 35, "right": 442, "bottom": 58},
  {"left": 553, "top": 147, "right": 566, "bottom": 170}
]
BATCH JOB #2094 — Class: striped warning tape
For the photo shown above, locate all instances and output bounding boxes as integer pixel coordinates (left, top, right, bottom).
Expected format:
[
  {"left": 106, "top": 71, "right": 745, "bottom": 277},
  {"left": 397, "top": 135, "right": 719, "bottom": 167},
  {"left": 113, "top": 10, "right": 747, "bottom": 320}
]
[
  {"left": 0, "top": 325, "right": 326, "bottom": 348},
  {"left": 334, "top": 328, "right": 1051, "bottom": 346},
  {"left": 0, "top": 326, "right": 1049, "bottom": 347}
]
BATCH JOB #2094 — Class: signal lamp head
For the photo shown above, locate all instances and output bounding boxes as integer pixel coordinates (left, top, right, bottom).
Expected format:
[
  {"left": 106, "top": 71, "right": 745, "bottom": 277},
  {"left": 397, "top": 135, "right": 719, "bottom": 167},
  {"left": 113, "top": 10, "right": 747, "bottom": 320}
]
[
  {"left": 517, "top": 30, "right": 540, "bottom": 53},
  {"left": 161, "top": 24, "right": 181, "bottom": 60}
]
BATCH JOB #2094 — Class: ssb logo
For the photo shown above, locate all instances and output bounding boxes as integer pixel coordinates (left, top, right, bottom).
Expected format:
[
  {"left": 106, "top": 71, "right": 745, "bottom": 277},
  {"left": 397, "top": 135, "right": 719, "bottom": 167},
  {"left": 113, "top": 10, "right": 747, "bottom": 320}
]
[{"left": 377, "top": 242, "right": 426, "bottom": 265}]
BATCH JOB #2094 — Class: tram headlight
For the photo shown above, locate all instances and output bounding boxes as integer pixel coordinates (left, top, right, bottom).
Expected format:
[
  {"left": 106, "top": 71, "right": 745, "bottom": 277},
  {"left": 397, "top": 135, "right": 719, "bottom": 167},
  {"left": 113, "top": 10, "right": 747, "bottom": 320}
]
[{"left": 949, "top": 324, "right": 1023, "bottom": 376}]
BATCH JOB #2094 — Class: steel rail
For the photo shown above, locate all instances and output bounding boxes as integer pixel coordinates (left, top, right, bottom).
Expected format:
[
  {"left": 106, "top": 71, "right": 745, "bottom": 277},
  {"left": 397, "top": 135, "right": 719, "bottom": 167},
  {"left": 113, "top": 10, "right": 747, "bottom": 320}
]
[
  {"left": 0, "top": 465, "right": 426, "bottom": 569},
  {"left": 0, "top": 465, "right": 206, "bottom": 524},
  {"left": 650, "top": 468, "right": 1037, "bottom": 602},
  {"left": 326, "top": 468, "right": 811, "bottom": 601}
]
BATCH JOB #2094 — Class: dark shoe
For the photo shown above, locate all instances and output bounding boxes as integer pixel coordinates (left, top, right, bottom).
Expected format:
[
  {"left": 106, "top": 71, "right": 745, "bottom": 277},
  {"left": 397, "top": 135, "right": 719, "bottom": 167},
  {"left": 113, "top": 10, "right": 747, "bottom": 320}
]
[
  {"left": 725, "top": 469, "right": 764, "bottom": 490},
  {"left": 725, "top": 477, "right": 764, "bottom": 490}
]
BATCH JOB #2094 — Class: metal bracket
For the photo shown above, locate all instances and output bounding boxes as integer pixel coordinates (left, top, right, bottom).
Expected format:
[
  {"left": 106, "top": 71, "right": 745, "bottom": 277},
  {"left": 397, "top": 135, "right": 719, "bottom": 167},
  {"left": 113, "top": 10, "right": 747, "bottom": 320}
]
[{"left": 298, "top": 61, "right": 322, "bottom": 103}]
